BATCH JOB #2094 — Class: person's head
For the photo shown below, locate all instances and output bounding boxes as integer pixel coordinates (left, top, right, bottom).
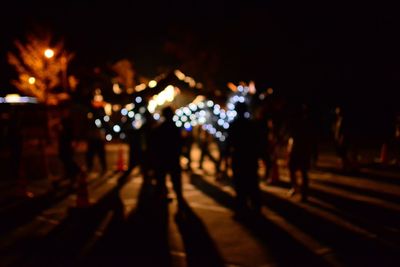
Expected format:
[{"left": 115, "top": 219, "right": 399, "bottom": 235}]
[
  {"left": 235, "top": 102, "right": 248, "bottom": 117},
  {"left": 161, "top": 106, "right": 175, "bottom": 121}
]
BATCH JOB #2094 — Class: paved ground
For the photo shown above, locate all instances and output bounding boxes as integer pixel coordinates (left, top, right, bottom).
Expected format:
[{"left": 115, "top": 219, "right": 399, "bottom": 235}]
[{"left": 0, "top": 143, "right": 399, "bottom": 267}]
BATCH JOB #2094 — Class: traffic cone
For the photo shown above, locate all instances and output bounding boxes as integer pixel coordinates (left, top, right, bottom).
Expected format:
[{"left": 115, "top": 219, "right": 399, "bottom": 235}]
[
  {"left": 380, "top": 143, "right": 388, "bottom": 165},
  {"left": 75, "top": 171, "right": 90, "bottom": 208},
  {"left": 115, "top": 145, "right": 127, "bottom": 172},
  {"left": 15, "top": 164, "right": 34, "bottom": 198}
]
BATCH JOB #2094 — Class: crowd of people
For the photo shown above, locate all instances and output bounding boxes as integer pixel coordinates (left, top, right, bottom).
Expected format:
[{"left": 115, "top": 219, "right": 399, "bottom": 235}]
[{"left": 55, "top": 101, "right": 321, "bottom": 217}]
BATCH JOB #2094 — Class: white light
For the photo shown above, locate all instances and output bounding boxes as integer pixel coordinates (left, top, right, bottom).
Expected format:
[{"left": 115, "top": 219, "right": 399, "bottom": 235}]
[
  {"left": 139, "top": 107, "right": 146, "bottom": 114},
  {"left": 218, "top": 119, "right": 224, "bottom": 126},
  {"left": 206, "top": 100, "right": 214, "bottom": 107},
  {"left": 120, "top": 133, "right": 126, "bottom": 139},
  {"left": 121, "top": 108, "right": 128, "bottom": 116},
  {"left": 113, "top": 125, "right": 121, "bottom": 133},
  {"left": 175, "top": 121, "right": 183, "bottom": 127},
  {"left": 44, "top": 49, "right": 54, "bottom": 58},
  {"left": 106, "top": 134, "right": 112, "bottom": 141},
  {"left": 199, "top": 117, "right": 206, "bottom": 124},
  {"left": 189, "top": 114, "right": 196, "bottom": 121},
  {"left": 128, "top": 111, "right": 135, "bottom": 118},
  {"left": 220, "top": 136, "right": 226, "bottom": 142},
  {"left": 95, "top": 119, "right": 102, "bottom": 127},
  {"left": 191, "top": 120, "right": 197, "bottom": 126},
  {"left": 237, "top": 85, "right": 243, "bottom": 92},
  {"left": 135, "top": 83, "right": 147, "bottom": 92},
  {"left": 227, "top": 103, "right": 235, "bottom": 110},
  {"left": 103, "top": 116, "right": 110, "bottom": 122},
  {"left": 135, "top": 114, "right": 142, "bottom": 120},
  {"left": 126, "top": 103, "right": 135, "bottom": 110},
  {"left": 244, "top": 112, "right": 250, "bottom": 118},
  {"left": 184, "top": 122, "right": 191, "bottom": 129},
  {"left": 183, "top": 107, "right": 191, "bottom": 116},
  {"left": 210, "top": 128, "right": 216, "bottom": 134},
  {"left": 199, "top": 110, "right": 206, "bottom": 117},
  {"left": 181, "top": 115, "right": 188, "bottom": 122},
  {"left": 223, "top": 123, "right": 230, "bottom": 129},
  {"left": 189, "top": 103, "right": 197, "bottom": 111},
  {"left": 175, "top": 109, "right": 183, "bottom": 116},
  {"left": 153, "top": 113, "right": 160, "bottom": 120},
  {"left": 135, "top": 96, "right": 142, "bottom": 103},
  {"left": 4, "top": 94, "right": 21, "bottom": 103},
  {"left": 133, "top": 120, "right": 143, "bottom": 129},
  {"left": 28, "top": 77, "right": 36, "bottom": 85},
  {"left": 220, "top": 112, "right": 226, "bottom": 119},
  {"left": 239, "top": 96, "right": 245, "bottom": 103},
  {"left": 174, "top": 69, "right": 186, "bottom": 80},
  {"left": 198, "top": 102, "right": 205, "bottom": 109},
  {"left": 216, "top": 131, "right": 222, "bottom": 138},
  {"left": 148, "top": 80, "right": 157, "bottom": 88},
  {"left": 113, "top": 83, "right": 122, "bottom": 94},
  {"left": 213, "top": 109, "right": 220, "bottom": 115},
  {"left": 214, "top": 104, "right": 220, "bottom": 110},
  {"left": 173, "top": 115, "right": 179, "bottom": 122}
]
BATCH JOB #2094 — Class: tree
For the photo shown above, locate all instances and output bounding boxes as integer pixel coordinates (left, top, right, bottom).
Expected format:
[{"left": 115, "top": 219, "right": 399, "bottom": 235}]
[
  {"left": 111, "top": 59, "right": 136, "bottom": 92},
  {"left": 7, "top": 33, "right": 74, "bottom": 105}
]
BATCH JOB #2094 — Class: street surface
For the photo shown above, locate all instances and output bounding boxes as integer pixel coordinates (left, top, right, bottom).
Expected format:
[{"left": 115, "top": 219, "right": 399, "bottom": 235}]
[{"left": 0, "top": 143, "right": 399, "bottom": 267}]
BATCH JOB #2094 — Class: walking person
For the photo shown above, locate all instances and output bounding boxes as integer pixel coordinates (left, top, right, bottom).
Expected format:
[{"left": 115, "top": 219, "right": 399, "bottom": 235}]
[
  {"left": 152, "top": 106, "right": 185, "bottom": 208},
  {"left": 227, "top": 102, "right": 262, "bottom": 219},
  {"left": 287, "top": 104, "right": 316, "bottom": 202}
]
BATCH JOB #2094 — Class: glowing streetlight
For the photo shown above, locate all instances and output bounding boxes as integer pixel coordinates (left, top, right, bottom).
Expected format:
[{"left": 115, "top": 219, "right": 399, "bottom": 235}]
[
  {"left": 28, "top": 77, "right": 36, "bottom": 85},
  {"left": 44, "top": 48, "right": 54, "bottom": 59}
]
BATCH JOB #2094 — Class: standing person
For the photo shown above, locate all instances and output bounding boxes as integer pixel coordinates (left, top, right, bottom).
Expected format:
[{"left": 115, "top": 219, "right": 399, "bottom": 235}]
[
  {"left": 58, "top": 106, "right": 81, "bottom": 186},
  {"left": 86, "top": 113, "right": 107, "bottom": 174},
  {"left": 181, "top": 128, "right": 194, "bottom": 172},
  {"left": 287, "top": 104, "right": 316, "bottom": 202},
  {"left": 227, "top": 102, "right": 262, "bottom": 218},
  {"left": 152, "top": 106, "right": 185, "bottom": 208},
  {"left": 198, "top": 128, "right": 218, "bottom": 171}
]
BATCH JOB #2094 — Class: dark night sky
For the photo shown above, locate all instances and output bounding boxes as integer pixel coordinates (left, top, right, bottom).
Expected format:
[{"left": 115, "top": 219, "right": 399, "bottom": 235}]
[{"left": 1, "top": 1, "right": 400, "bottom": 124}]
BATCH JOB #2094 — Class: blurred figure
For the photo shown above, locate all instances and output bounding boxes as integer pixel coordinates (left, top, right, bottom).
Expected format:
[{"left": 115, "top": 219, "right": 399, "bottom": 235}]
[
  {"left": 181, "top": 128, "right": 194, "bottom": 171},
  {"left": 58, "top": 106, "right": 81, "bottom": 185},
  {"left": 198, "top": 128, "right": 218, "bottom": 172},
  {"left": 86, "top": 112, "right": 107, "bottom": 174},
  {"left": 287, "top": 104, "right": 316, "bottom": 202},
  {"left": 333, "top": 106, "right": 351, "bottom": 170},
  {"left": 215, "top": 135, "right": 230, "bottom": 181},
  {"left": 140, "top": 110, "right": 158, "bottom": 181},
  {"left": 227, "top": 102, "right": 262, "bottom": 218},
  {"left": 152, "top": 106, "right": 184, "bottom": 208},
  {"left": 126, "top": 117, "right": 146, "bottom": 174}
]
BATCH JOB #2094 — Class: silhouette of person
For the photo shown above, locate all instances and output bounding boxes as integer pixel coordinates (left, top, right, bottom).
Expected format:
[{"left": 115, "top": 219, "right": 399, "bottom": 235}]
[
  {"left": 58, "top": 106, "right": 80, "bottom": 185},
  {"left": 287, "top": 104, "right": 316, "bottom": 202},
  {"left": 227, "top": 102, "right": 262, "bottom": 218},
  {"left": 198, "top": 128, "right": 218, "bottom": 171},
  {"left": 86, "top": 111, "right": 107, "bottom": 174},
  {"left": 152, "top": 106, "right": 184, "bottom": 207},
  {"left": 139, "top": 110, "right": 158, "bottom": 181},
  {"left": 126, "top": 125, "right": 143, "bottom": 173},
  {"left": 181, "top": 128, "right": 194, "bottom": 171}
]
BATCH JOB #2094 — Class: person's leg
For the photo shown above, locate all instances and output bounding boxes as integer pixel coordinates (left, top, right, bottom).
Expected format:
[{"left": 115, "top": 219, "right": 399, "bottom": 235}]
[
  {"left": 300, "top": 169, "right": 309, "bottom": 201},
  {"left": 170, "top": 166, "right": 184, "bottom": 205}
]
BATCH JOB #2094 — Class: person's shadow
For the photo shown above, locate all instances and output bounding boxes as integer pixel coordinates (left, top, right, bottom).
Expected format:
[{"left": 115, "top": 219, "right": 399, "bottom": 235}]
[{"left": 175, "top": 201, "right": 225, "bottom": 267}]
